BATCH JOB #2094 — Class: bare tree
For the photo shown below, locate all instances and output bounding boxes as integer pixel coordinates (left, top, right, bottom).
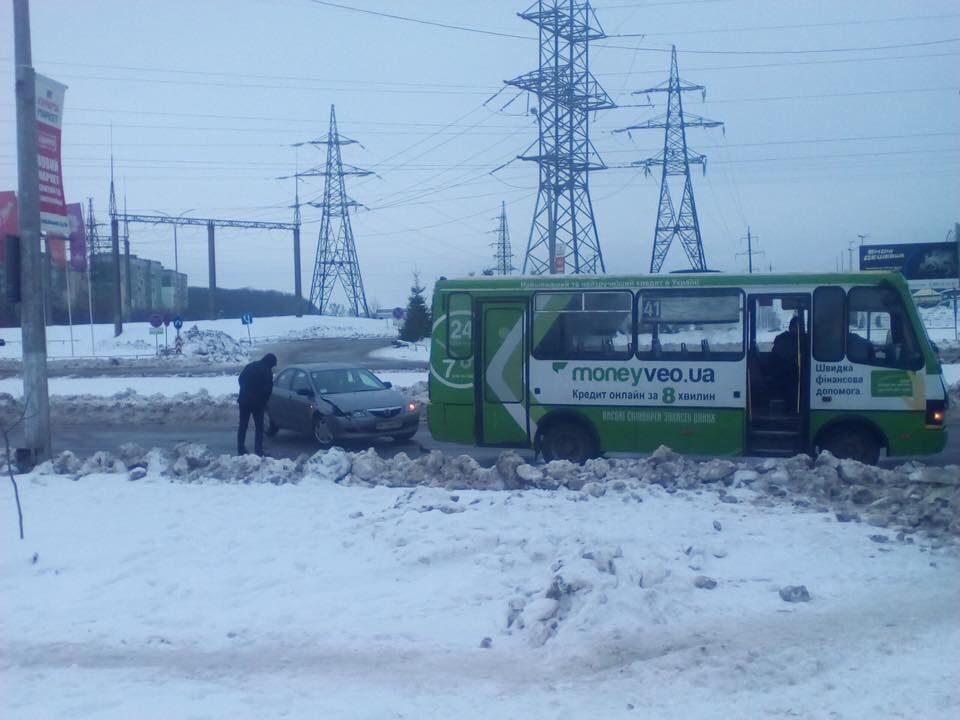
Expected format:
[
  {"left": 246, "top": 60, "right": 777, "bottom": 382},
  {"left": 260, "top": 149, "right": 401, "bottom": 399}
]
[{"left": 1, "top": 399, "right": 29, "bottom": 540}]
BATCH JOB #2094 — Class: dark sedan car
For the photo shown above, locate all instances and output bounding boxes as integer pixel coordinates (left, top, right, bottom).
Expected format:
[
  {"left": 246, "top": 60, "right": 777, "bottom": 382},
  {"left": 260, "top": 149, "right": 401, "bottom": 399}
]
[{"left": 265, "top": 362, "right": 421, "bottom": 446}]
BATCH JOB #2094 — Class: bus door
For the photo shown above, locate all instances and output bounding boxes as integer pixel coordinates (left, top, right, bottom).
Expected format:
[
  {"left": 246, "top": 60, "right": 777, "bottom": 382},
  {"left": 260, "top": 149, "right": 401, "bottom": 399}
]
[
  {"left": 746, "top": 293, "right": 811, "bottom": 455},
  {"left": 478, "top": 300, "right": 529, "bottom": 446}
]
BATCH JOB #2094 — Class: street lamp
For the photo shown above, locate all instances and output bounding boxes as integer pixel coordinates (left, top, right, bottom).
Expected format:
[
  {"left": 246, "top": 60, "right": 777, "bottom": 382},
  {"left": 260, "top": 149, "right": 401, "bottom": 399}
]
[{"left": 152, "top": 209, "right": 195, "bottom": 273}]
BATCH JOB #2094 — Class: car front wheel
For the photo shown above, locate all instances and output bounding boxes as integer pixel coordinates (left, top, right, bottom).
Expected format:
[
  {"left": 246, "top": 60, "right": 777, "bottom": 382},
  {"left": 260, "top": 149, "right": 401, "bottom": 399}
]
[
  {"left": 264, "top": 411, "right": 280, "bottom": 437},
  {"left": 313, "top": 415, "right": 334, "bottom": 447}
]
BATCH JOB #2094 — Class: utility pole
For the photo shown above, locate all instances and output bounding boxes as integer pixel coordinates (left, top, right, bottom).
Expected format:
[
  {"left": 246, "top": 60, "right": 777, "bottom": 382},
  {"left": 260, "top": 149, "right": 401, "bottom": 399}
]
[
  {"left": 13, "top": 0, "right": 51, "bottom": 460},
  {"left": 615, "top": 45, "right": 723, "bottom": 273},
  {"left": 108, "top": 155, "right": 122, "bottom": 334},
  {"left": 735, "top": 226, "right": 763, "bottom": 274},
  {"left": 279, "top": 162, "right": 327, "bottom": 317},
  {"left": 848, "top": 239, "right": 855, "bottom": 272},
  {"left": 506, "top": 0, "right": 614, "bottom": 275}
]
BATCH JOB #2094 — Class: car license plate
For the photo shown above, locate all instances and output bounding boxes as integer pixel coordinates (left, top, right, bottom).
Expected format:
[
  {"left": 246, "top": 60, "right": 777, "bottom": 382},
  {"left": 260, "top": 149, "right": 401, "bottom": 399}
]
[{"left": 376, "top": 420, "right": 403, "bottom": 430}]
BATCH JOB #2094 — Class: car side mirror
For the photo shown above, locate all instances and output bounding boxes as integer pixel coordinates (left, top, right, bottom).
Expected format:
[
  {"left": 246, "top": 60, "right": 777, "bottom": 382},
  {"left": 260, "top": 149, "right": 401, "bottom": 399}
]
[
  {"left": 296, "top": 388, "right": 315, "bottom": 397},
  {"left": 382, "top": 381, "right": 392, "bottom": 389}
]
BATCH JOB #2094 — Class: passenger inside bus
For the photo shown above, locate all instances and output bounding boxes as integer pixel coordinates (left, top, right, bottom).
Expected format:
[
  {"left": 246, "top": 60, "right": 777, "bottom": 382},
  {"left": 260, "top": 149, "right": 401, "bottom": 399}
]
[{"left": 769, "top": 315, "right": 804, "bottom": 412}]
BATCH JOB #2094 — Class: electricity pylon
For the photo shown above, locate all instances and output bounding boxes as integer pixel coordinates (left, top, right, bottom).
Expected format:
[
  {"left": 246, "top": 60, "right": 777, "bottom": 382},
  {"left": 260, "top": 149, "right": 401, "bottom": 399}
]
[
  {"left": 617, "top": 45, "right": 723, "bottom": 273},
  {"left": 307, "top": 105, "right": 371, "bottom": 317},
  {"left": 506, "top": 0, "right": 614, "bottom": 275},
  {"left": 490, "top": 201, "right": 514, "bottom": 275}
]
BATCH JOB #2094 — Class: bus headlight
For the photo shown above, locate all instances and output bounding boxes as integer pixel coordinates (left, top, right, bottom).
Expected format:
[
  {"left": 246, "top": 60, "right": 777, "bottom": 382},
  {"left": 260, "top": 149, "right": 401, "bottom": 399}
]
[{"left": 925, "top": 399, "right": 946, "bottom": 426}]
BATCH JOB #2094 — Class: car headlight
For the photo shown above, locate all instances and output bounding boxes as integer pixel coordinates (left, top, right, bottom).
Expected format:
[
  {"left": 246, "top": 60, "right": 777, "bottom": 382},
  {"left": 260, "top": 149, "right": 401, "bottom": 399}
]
[{"left": 405, "top": 401, "right": 418, "bottom": 413}]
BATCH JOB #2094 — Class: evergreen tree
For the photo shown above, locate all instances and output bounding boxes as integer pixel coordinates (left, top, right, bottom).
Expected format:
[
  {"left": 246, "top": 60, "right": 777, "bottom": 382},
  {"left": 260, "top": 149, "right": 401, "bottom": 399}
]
[{"left": 399, "top": 273, "right": 431, "bottom": 342}]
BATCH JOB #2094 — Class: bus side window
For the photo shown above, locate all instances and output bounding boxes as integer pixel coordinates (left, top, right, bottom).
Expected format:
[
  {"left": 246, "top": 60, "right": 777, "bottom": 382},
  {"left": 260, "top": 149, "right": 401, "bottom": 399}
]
[
  {"left": 447, "top": 293, "right": 473, "bottom": 359},
  {"left": 532, "top": 291, "right": 633, "bottom": 360},
  {"left": 846, "top": 286, "right": 922, "bottom": 370},
  {"left": 813, "top": 286, "right": 845, "bottom": 362},
  {"left": 637, "top": 289, "right": 743, "bottom": 361}
]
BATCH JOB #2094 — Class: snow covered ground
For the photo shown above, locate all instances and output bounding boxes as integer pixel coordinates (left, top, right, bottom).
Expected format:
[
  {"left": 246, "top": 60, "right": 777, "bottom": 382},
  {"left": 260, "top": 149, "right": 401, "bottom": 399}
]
[
  {"left": 0, "top": 315, "right": 397, "bottom": 360},
  {"left": 2, "top": 447, "right": 958, "bottom": 719}
]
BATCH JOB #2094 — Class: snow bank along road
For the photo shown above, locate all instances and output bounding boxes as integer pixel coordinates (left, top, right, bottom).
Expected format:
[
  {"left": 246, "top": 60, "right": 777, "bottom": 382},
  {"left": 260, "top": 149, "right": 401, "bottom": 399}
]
[{"left": 2, "top": 446, "right": 957, "bottom": 718}]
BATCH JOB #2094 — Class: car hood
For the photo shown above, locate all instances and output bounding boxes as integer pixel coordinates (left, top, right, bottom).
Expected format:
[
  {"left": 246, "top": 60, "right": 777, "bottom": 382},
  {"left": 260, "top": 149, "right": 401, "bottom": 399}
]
[{"left": 317, "top": 388, "right": 408, "bottom": 413}]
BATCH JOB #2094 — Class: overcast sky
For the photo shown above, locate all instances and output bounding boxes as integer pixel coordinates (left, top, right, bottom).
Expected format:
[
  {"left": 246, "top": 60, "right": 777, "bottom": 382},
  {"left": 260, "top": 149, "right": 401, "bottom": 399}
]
[{"left": 2, "top": 0, "right": 958, "bottom": 310}]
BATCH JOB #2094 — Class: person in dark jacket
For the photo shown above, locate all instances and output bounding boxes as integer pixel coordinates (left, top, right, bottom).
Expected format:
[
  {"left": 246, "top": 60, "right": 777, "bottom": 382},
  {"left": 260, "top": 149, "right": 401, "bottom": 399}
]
[{"left": 237, "top": 353, "right": 278, "bottom": 455}]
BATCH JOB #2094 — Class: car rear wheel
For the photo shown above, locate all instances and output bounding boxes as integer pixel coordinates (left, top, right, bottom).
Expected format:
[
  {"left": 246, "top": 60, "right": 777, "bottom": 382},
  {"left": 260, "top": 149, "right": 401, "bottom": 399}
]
[
  {"left": 540, "top": 420, "right": 597, "bottom": 465},
  {"left": 821, "top": 426, "right": 881, "bottom": 465},
  {"left": 313, "top": 415, "right": 334, "bottom": 448},
  {"left": 264, "top": 411, "right": 280, "bottom": 437}
]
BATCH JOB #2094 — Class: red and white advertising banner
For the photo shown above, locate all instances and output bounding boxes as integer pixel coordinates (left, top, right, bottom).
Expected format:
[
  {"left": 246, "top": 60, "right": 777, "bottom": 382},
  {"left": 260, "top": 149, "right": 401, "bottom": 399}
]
[
  {"left": 0, "top": 190, "right": 18, "bottom": 263},
  {"left": 45, "top": 235, "right": 66, "bottom": 267},
  {"left": 66, "top": 202, "right": 86, "bottom": 271},
  {"left": 35, "top": 74, "right": 69, "bottom": 236}
]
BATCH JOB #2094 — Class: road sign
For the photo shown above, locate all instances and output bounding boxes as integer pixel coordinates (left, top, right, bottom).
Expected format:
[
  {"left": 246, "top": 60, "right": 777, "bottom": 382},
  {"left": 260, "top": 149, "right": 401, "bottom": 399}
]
[
  {"left": 149, "top": 313, "right": 163, "bottom": 328},
  {"left": 392, "top": 307, "right": 405, "bottom": 320},
  {"left": 241, "top": 313, "right": 253, "bottom": 325},
  {"left": 162, "top": 313, "right": 171, "bottom": 327},
  {"left": 173, "top": 315, "right": 183, "bottom": 330},
  {"left": 174, "top": 335, "right": 184, "bottom": 354},
  {"left": 149, "top": 326, "right": 163, "bottom": 335}
]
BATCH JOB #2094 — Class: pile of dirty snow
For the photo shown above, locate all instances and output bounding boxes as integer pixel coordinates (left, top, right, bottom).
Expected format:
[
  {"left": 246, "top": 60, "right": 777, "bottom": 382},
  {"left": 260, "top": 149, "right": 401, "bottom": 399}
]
[
  {"left": 178, "top": 325, "right": 249, "bottom": 363},
  {"left": 22, "top": 443, "right": 960, "bottom": 543}
]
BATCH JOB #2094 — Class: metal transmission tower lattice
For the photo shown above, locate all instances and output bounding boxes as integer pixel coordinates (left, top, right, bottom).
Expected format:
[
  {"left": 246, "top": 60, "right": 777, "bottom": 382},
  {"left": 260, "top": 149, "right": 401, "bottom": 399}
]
[
  {"left": 506, "top": 0, "right": 615, "bottom": 275},
  {"left": 307, "top": 105, "right": 372, "bottom": 317},
  {"left": 490, "top": 201, "right": 515, "bottom": 275},
  {"left": 617, "top": 45, "right": 723, "bottom": 273}
]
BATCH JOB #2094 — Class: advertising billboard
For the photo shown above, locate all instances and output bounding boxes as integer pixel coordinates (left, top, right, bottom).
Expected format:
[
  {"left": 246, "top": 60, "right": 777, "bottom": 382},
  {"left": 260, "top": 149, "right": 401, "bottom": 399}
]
[
  {"left": 35, "top": 74, "right": 69, "bottom": 236},
  {"left": 859, "top": 242, "right": 958, "bottom": 289}
]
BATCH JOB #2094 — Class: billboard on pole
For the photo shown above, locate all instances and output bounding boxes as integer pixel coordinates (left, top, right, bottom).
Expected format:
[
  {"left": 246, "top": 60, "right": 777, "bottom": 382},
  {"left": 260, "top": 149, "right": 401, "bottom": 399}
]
[
  {"left": 35, "top": 74, "right": 68, "bottom": 236},
  {"left": 859, "top": 242, "right": 958, "bottom": 289}
]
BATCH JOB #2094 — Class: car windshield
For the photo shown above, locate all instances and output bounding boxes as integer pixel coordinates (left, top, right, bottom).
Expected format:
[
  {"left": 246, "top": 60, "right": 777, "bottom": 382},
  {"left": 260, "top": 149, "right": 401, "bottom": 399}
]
[{"left": 310, "top": 368, "right": 386, "bottom": 394}]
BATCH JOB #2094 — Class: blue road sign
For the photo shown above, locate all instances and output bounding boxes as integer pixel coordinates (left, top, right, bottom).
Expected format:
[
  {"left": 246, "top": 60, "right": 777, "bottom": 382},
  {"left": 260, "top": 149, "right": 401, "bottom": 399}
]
[
  {"left": 173, "top": 316, "right": 183, "bottom": 330},
  {"left": 241, "top": 313, "right": 253, "bottom": 325}
]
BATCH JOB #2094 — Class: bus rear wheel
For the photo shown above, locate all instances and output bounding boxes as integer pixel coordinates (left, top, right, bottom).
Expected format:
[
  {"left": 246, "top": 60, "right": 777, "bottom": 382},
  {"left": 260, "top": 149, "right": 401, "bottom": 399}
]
[
  {"left": 821, "top": 426, "right": 881, "bottom": 466},
  {"left": 540, "top": 421, "right": 597, "bottom": 465}
]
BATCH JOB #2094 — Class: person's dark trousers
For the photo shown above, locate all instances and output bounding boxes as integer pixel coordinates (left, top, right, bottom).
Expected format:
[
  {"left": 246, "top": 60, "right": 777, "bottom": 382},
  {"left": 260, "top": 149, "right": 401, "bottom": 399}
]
[{"left": 237, "top": 403, "right": 266, "bottom": 455}]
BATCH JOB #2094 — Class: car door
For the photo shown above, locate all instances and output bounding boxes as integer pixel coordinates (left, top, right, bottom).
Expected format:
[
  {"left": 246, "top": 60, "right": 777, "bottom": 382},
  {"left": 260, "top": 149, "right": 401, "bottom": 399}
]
[
  {"left": 268, "top": 368, "right": 295, "bottom": 428},
  {"left": 289, "top": 369, "right": 317, "bottom": 433}
]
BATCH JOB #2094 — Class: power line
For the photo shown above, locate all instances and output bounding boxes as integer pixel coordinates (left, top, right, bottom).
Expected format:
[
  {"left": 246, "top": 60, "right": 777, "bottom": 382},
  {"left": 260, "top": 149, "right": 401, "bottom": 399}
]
[
  {"left": 306, "top": 0, "right": 532, "bottom": 40},
  {"left": 637, "top": 12, "right": 960, "bottom": 37},
  {"left": 600, "top": 37, "right": 960, "bottom": 54}
]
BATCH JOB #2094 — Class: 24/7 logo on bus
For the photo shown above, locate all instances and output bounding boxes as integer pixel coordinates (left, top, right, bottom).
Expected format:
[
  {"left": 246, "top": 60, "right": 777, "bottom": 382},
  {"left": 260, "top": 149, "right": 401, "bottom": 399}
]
[{"left": 572, "top": 366, "right": 716, "bottom": 386}]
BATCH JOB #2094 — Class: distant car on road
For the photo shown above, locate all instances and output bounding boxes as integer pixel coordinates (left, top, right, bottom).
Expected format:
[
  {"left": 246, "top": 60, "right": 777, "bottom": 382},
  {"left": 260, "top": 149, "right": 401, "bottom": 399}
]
[{"left": 266, "top": 362, "right": 421, "bottom": 447}]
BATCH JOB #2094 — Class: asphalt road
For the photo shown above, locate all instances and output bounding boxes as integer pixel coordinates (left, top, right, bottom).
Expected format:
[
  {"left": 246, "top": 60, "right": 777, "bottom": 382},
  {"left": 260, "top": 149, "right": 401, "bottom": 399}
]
[{"left": 256, "top": 337, "right": 427, "bottom": 371}]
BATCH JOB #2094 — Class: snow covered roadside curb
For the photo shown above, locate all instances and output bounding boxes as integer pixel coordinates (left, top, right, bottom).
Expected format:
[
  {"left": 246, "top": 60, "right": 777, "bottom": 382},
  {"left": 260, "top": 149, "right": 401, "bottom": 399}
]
[{"left": 18, "top": 443, "right": 960, "bottom": 543}]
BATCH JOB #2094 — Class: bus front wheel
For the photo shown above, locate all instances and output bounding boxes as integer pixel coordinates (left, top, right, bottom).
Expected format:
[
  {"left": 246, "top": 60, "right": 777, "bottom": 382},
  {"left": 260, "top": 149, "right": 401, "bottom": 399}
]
[
  {"left": 820, "top": 426, "right": 881, "bottom": 466},
  {"left": 540, "top": 421, "right": 597, "bottom": 465}
]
